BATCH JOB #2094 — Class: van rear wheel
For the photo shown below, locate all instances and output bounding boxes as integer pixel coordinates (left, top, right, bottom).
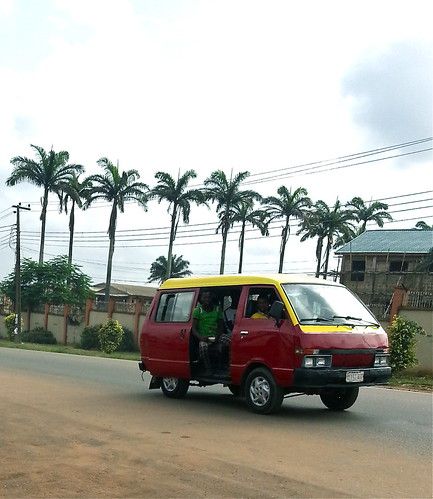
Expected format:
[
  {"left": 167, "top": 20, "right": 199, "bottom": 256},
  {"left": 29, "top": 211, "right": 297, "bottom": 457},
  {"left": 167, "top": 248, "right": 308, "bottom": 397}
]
[
  {"left": 320, "top": 387, "right": 359, "bottom": 411},
  {"left": 161, "top": 377, "right": 189, "bottom": 398},
  {"left": 244, "top": 368, "right": 283, "bottom": 414}
]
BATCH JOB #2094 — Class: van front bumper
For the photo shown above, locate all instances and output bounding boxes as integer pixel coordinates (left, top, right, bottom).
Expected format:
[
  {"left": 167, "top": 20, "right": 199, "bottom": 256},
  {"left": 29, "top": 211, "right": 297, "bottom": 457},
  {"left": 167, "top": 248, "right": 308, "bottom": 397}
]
[{"left": 293, "top": 366, "right": 391, "bottom": 388}]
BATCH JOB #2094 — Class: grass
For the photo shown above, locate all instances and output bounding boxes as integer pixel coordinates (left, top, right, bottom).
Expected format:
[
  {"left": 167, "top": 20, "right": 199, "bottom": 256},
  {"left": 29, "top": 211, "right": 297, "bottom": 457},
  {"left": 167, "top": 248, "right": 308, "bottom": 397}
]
[
  {"left": 0, "top": 339, "right": 140, "bottom": 361},
  {"left": 1, "top": 339, "right": 432, "bottom": 391},
  {"left": 388, "top": 372, "right": 433, "bottom": 392}
]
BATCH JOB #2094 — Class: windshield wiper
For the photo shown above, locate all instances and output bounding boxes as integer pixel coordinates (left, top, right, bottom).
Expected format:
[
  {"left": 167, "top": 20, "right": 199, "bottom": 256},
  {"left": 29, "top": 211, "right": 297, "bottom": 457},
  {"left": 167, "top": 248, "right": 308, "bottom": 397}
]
[
  {"left": 332, "top": 315, "right": 379, "bottom": 327},
  {"left": 300, "top": 317, "right": 334, "bottom": 323}
]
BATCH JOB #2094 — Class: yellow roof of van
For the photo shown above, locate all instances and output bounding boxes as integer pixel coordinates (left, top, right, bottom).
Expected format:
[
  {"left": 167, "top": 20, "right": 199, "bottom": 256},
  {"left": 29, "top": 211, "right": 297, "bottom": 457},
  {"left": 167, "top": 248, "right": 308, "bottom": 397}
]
[{"left": 160, "top": 274, "right": 341, "bottom": 290}]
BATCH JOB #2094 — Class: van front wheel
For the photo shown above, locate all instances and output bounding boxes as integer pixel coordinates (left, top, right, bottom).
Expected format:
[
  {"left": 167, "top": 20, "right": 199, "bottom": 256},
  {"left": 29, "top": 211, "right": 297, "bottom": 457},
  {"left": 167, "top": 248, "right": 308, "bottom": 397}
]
[
  {"left": 161, "top": 377, "right": 189, "bottom": 398},
  {"left": 320, "top": 387, "right": 359, "bottom": 411},
  {"left": 245, "top": 368, "right": 283, "bottom": 414}
]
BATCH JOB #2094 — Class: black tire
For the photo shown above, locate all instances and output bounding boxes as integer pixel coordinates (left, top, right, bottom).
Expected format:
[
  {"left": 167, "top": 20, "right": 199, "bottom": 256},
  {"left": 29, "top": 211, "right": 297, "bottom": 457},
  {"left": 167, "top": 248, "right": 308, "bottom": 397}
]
[
  {"left": 160, "top": 377, "right": 190, "bottom": 399},
  {"left": 244, "top": 368, "right": 283, "bottom": 414},
  {"left": 228, "top": 384, "right": 241, "bottom": 397},
  {"left": 320, "top": 387, "right": 359, "bottom": 411}
]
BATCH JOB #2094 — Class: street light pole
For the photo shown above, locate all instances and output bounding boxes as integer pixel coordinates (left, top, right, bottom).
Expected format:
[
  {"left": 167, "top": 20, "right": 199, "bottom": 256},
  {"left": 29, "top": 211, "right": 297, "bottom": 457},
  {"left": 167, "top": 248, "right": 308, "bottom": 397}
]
[{"left": 12, "top": 203, "right": 31, "bottom": 342}]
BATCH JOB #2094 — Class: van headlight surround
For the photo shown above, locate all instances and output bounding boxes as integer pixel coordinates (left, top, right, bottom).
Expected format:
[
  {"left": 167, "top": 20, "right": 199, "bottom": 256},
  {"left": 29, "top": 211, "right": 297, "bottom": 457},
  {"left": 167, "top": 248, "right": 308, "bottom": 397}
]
[
  {"left": 374, "top": 355, "right": 389, "bottom": 366},
  {"left": 302, "top": 355, "right": 332, "bottom": 368}
]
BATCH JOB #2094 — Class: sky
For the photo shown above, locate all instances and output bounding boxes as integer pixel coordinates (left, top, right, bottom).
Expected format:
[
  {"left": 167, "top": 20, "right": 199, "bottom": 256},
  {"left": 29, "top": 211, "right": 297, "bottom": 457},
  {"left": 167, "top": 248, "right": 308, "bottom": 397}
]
[{"left": 0, "top": 0, "right": 432, "bottom": 285}]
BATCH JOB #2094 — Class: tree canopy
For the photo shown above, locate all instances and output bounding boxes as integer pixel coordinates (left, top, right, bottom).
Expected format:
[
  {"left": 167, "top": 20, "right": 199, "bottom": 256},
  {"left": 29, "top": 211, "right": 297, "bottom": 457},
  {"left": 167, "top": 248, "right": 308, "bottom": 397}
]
[{"left": 0, "top": 256, "right": 93, "bottom": 309}]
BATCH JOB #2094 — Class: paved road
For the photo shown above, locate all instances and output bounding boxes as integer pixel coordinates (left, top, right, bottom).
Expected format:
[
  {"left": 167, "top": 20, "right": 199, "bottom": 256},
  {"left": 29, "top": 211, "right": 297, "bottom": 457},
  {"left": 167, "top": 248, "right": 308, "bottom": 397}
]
[{"left": 0, "top": 348, "right": 432, "bottom": 497}]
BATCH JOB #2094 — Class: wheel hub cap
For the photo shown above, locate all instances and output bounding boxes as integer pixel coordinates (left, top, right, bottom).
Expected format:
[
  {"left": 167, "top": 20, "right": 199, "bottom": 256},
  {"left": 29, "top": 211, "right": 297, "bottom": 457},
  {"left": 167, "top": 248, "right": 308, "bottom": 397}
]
[
  {"left": 163, "top": 377, "right": 178, "bottom": 392},
  {"left": 250, "top": 376, "right": 270, "bottom": 406}
]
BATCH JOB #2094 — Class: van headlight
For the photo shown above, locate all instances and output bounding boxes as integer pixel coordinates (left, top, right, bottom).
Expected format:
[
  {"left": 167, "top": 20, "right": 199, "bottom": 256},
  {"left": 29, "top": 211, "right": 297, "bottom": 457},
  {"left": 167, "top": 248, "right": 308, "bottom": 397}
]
[
  {"left": 374, "top": 355, "right": 389, "bottom": 366},
  {"left": 303, "top": 355, "right": 332, "bottom": 368}
]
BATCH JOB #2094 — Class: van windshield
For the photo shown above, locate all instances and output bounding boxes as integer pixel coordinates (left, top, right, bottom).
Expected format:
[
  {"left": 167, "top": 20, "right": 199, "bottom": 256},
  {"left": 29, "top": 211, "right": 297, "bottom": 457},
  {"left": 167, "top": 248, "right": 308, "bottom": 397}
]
[{"left": 282, "top": 284, "right": 379, "bottom": 327}]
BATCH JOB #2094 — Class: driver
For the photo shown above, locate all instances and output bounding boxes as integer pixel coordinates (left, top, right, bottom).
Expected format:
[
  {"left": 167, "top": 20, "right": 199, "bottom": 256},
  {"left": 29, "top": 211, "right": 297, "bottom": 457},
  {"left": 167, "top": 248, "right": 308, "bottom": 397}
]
[{"left": 251, "top": 293, "right": 270, "bottom": 319}]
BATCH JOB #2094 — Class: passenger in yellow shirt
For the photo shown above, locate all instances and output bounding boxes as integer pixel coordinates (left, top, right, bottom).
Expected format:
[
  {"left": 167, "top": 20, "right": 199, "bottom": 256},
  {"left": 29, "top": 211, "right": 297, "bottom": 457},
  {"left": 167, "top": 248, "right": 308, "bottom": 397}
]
[{"left": 251, "top": 294, "right": 270, "bottom": 319}]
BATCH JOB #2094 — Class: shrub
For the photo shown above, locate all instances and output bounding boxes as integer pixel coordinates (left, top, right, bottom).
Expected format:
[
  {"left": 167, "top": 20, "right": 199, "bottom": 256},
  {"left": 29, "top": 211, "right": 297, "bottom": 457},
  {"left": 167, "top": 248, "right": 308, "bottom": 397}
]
[
  {"left": 98, "top": 319, "right": 123, "bottom": 354},
  {"left": 80, "top": 324, "right": 102, "bottom": 350},
  {"left": 117, "top": 327, "right": 138, "bottom": 352},
  {"left": 388, "top": 315, "right": 426, "bottom": 373},
  {"left": 4, "top": 313, "right": 18, "bottom": 340},
  {"left": 21, "top": 327, "right": 57, "bottom": 344}
]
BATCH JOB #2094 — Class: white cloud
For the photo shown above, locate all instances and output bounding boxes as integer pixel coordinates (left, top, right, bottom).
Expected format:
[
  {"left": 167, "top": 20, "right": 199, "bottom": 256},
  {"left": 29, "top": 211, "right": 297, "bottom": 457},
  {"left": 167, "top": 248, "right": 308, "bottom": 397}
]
[{"left": 0, "top": 0, "right": 432, "bottom": 281}]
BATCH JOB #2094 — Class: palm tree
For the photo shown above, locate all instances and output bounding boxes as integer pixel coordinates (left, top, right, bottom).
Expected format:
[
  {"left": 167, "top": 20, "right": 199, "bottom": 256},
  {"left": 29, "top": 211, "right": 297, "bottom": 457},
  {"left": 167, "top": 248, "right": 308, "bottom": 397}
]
[
  {"left": 264, "top": 186, "right": 312, "bottom": 273},
  {"left": 297, "top": 202, "right": 328, "bottom": 278},
  {"left": 204, "top": 170, "right": 259, "bottom": 274},
  {"left": 346, "top": 197, "right": 392, "bottom": 232},
  {"left": 57, "top": 173, "right": 92, "bottom": 265},
  {"left": 320, "top": 200, "right": 355, "bottom": 279},
  {"left": 232, "top": 201, "right": 269, "bottom": 273},
  {"left": 415, "top": 221, "right": 433, "bottom": 230},
  {"left": 86, "top": 158, "right": 149, "bottom": 301},
  {"left": 6, "top": 144, "right": 84, "bottom": 263},
  {"left": 151, "top": 170, "right": 205, "bottom": 280},
  {"left": 148, "top": 254, "right": 192, "bottom": 283}
]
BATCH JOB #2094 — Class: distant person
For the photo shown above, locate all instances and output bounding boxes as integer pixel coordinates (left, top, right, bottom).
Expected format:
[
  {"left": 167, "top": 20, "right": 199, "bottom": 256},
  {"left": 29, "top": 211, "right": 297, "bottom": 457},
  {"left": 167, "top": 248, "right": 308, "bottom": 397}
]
[
  {"left": 191, "top": 290, "right": 224, "bottom": 374},
  {"left": 251, "top": 293, "right": 270, "bottom": 319}
]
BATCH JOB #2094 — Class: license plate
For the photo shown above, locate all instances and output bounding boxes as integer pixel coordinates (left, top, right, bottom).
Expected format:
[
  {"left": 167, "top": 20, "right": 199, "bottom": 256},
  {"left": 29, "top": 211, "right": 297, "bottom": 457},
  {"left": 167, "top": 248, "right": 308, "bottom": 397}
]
[{"left": 346, "top": 371, "right": 364, "bottom": 383}]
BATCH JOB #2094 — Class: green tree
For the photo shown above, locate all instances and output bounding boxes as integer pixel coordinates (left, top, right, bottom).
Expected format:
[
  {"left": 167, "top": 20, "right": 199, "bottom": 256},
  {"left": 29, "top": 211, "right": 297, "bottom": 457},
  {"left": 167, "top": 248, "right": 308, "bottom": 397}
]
[
  {"left": 346, "top": 196, "right": 392, "bottom": 232},
  {"left": 320, "top": 200, "right": 355, "bottom": 279},
  {"left": 0, "top": 256, "right": 93, "bottom": 309},
  {"left": 264, "top": 186, "right": 312, "bottom": 273},
  {"left": 86, "top": 158, "right": 148, "bottom": 301},
  {"left": 57, "top": 173, "right": 92, "bottom": 265},
  {"left": 151, "top": 170, "right": 205, "bottom": 280},
  {"left": 232, "top": 201, "right": 269, "bottom": 273},
  {"left": 297, "top": 202, "right": 328, "bottom": 278},
  {"left": 6, "top": 144, "right": 84, "bottom": 263},
  {"left": 415, "top": 220, "right": 433, "bottom": 230},
  {"left": 204, "top": 170, "right": 259, "bottom": 274},
  {"left": 148, "top": 255, "right": 192, "bottom": 284},
  {"left": 388, "top": 315, "right": 426, "bottom": 372}
]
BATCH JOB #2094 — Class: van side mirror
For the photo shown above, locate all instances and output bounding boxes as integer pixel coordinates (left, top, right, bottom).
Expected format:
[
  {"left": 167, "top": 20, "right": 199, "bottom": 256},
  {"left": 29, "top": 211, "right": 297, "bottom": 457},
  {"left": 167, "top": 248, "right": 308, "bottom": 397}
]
[{"left": 269, "top": 301, "right": 284, "bottom": 324}]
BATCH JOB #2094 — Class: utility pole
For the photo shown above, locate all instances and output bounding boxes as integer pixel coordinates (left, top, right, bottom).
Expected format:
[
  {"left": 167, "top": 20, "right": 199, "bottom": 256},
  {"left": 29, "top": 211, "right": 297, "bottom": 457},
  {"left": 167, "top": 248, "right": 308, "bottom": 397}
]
[{"left": 12, "top": 203, "right": 31, "bottom": 342}]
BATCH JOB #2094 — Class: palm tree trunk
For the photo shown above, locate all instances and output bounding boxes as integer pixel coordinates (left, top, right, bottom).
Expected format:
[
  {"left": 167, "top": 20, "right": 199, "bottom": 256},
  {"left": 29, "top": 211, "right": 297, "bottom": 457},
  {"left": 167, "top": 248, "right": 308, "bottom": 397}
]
[
  {"left": 68, "top": 199, "right": 75, "bottom": 266},
  {"left": 315, "top": 237, "right": 323, "bottom": 278},
  {"left": 238, "top": 219, "right": 246, "bottom": 273},
  {"left": 105, "top": 203, "right": 117, "bottom": 302},
  {"left": 39, "top": 187, "right": 49, "bottom": 264},
  {"left": 323, "top": 237, "right": 332, "bottom": 279},
  {"left": 220, "top": 226, "right": 228, "bottom": 275},
  {"left": 278, "top": 218, "right": 289, "bottom": 273},
  {"left": 165, "top": 206, "right": 177, "bottom": 281}
]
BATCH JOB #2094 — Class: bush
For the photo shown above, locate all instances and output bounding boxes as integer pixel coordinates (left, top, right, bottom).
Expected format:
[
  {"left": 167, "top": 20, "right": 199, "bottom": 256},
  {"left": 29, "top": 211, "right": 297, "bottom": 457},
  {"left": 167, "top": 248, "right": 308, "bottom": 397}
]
[
  {"left": 388, "top": 315, "right": 426, "bottom": 373},
  {"left": 117, "top": 327, "right": 138, "bottom": 352},
  {"left": 21, "top": 327, "right": 57, "bottom": 344},
  {"left": 98, "top": 319, "right": 123, "bottom": 354},
  {"left": 4, "top": 314, "right": 17, "bottom": 340},
  {"left": 80, "top": 324, "right": 102, "bottom": 350}
]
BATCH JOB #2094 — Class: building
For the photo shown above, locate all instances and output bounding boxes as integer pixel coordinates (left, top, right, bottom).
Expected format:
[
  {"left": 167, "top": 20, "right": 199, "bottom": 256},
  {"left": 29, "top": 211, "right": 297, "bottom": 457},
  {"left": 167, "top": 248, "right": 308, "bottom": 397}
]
[
  {"left": 91, "top": 282, "right": 157, "bottom": 305},
  {"left": 335, "top": 229, "right": 433, "bottom": 315}
]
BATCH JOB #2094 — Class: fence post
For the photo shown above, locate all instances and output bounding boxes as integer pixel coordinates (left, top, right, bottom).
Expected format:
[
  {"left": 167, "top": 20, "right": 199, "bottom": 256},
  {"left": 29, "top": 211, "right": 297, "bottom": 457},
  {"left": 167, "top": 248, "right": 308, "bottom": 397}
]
[
  {"left": 63, "top": 305, "right": 69, "bottom": 345},
  {"left": 85, "top": 299, "right": 93, "bottom": 326},
  {"left": 26, "top": 308, "right": 31, "bottom": 332},
  {"left": 134, "top": 300, "right": 143, "bottom": 346},
  {"left": 108, "top": 297, "right": 115, "bottom": 319},
  {"left": 44, "top": 304, "right": 49, "bottom": 330},
  {"left": 389, "top": 284, "right": 407, "bottom": 321}
]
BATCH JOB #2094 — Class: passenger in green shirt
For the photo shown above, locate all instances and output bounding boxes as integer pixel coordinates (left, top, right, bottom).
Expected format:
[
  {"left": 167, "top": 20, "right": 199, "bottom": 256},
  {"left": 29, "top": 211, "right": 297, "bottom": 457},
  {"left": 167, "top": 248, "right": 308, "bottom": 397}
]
[{"left": 192, "top": 290, "right": 224, "bottom": 373}]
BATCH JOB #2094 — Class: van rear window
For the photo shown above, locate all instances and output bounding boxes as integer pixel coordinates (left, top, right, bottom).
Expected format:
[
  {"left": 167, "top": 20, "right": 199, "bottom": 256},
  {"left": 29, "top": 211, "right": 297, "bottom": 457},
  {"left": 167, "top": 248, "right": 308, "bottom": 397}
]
[{"left": 155, "top": 291, "right": 195, "bottom": 322}]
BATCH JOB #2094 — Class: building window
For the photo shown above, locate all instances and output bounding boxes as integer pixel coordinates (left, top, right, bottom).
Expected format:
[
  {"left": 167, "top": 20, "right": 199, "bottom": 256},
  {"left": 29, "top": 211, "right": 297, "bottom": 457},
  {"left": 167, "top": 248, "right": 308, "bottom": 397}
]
[
  {"left": 389, "top": 261, "right": 408, "bottom": 273},
  {"left": 351, "top": 260, "right": 365, "bottom": 281}
]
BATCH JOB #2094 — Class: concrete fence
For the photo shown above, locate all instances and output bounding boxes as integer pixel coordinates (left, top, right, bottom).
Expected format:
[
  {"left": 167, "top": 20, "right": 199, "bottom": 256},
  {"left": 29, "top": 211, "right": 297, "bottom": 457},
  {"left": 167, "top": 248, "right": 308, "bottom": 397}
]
[{"left": 0, "top": 297, "right": 152, "bottom": 346}]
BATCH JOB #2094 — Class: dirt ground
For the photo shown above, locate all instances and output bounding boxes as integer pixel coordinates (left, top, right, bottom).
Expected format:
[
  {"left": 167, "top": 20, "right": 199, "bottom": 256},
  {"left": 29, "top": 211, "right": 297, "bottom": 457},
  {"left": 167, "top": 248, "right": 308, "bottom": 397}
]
[{"left": 0, "top": 365, "right": 431, "bottom": 498}]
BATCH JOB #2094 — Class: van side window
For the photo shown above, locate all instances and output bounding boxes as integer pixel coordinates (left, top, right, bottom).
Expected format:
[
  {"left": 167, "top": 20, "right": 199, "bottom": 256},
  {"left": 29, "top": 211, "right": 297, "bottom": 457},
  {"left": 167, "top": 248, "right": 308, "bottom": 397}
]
[
  {"left": 245, "top": 287, "right": 279, "bottom": 318},
  {"left": 155, "top": 291, "right": 195, "bottom": 322}
]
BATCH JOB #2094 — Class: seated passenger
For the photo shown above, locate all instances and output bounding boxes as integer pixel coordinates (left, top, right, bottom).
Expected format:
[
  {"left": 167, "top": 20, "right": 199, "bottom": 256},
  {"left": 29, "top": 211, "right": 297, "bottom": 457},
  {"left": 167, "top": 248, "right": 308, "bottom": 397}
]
[
  {"left": 251, "top": 293, "right": 270, "bottom": 319},
  {"left": 191, "top": 290, "right": 224, "bottom": 374},
  {"left": 223, "top": 290, "right": 240, "bottom": 333}
]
